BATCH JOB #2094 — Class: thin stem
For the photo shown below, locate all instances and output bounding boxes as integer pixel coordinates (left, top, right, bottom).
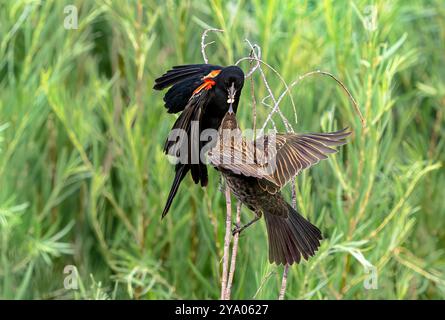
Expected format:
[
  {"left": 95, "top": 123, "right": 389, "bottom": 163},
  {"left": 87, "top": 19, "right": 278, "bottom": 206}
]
[
  {"left": 279, "top": 264, "right": 290, "bottom": 300},
  {"left": 225, "top": 202, "right": 241, "bottom": 300},
  {"left": 221, "top": 185, "right": 232, "bottom": 300},
  {"left": 270, "top": 70, "right": 366, "bottom": 130},
  {"left": 238, "top": 39, "right": 261, "bottom": 78},
  {"left": 236, "top": 56, "right": 296, "bottom": 133},
  {"left": 237, "top": 42, "right": 297, "bottom": 123},
  {"left": 201, "top": 28, "right": 224, "bottom": 64}
]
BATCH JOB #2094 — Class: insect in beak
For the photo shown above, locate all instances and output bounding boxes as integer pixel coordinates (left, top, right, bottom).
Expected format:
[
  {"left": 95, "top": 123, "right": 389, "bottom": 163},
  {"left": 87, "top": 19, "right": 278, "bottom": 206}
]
[{"left": 227, "top": 83, "right": 236, "bottom": 113}]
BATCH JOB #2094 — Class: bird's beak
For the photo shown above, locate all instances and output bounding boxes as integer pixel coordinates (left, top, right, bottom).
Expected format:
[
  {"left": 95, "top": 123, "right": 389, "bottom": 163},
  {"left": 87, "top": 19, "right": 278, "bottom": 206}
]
[{"left": 227, "top": 82, "right": 236, "bottom": 114}]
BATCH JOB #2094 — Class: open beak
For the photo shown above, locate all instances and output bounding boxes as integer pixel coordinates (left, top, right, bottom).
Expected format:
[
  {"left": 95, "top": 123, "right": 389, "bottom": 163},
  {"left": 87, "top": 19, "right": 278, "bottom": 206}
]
[{"left": 227, "top": 82, "right": 236, "bottom": 114}]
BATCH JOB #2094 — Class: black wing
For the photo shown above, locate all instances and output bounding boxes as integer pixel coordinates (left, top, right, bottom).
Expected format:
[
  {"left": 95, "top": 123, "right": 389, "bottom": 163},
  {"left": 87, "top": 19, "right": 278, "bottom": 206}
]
[
  {"left": 153, "top": 64, "right": 221, "bottom": 113},
  {"left": 164, "top": 89, "right": 214, "bottom": 185}
]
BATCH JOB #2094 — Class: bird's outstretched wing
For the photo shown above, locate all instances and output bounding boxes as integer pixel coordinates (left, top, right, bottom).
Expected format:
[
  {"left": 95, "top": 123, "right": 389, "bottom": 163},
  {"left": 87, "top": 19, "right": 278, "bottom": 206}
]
[
  {"left": 209, "top": 127, "right": 351, "bottom": 193},
  {"left": 153, "top": 64, "right": 222, "bottom": 113}
]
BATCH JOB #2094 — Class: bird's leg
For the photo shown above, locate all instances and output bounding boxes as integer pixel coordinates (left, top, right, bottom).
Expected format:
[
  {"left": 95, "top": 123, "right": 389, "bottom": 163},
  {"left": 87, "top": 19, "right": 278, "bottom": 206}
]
[{"left": 232, "top": 211, "right": 262, "bottom": 236}]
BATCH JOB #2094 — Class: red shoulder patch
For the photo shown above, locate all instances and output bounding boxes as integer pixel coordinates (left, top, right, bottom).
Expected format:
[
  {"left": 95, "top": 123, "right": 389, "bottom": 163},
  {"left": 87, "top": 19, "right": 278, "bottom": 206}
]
[
  {"left": 204, "top": 70, "right": 221, "bottom": 79},
  {"left": 193, "top": 69, "right": 221, "bottom": 94}
]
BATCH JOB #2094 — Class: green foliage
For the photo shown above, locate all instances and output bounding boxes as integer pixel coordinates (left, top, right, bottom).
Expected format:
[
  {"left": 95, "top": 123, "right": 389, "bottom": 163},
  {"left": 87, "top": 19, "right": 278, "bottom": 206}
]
[{"left": 0, "top": 0, "right": 444, "bottom": 299}]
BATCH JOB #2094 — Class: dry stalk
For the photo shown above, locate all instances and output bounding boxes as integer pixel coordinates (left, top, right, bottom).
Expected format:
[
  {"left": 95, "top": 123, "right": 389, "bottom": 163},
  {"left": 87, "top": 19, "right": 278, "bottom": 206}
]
[
  {"left": 236, "top": 56, "right": 295, "bottom": 133},
  {"left": 220, "top": 186, "right": 232, "bottom": 300},
  {"left": 225, "top": 202, "right": 242, "bottom": 299},
  {"left": 201, "top": 28, "right": 224, "bottom": 64},
  {"left": 279, "top": 264, "right": 290, "bottom": 300}
]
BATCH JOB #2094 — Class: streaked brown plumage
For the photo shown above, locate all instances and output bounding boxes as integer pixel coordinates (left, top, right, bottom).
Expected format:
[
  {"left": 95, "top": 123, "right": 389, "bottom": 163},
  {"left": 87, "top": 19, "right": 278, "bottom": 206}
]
[{"left": 208, "top": 111, "right": 351, "bottom": 265}]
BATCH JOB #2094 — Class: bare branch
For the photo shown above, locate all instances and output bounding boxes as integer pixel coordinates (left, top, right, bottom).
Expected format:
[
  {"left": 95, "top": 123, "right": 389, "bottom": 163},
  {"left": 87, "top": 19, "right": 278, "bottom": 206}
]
[
  {"left": 279, "top": 264, "right": 290, "bottom": 300},
  {"left": 225, "top": 202, "right": 242, "bottom": 300},
  {"left": 268, "top": 70, "right": 366, "bottom": 130},
  {"left": 201, "top": 28, "right": 224, "bottom": 64},
  {"left": 236, "top": 56, "right": 297, "bottom": 133},
  {"left": 249, "top": 52, "right": 258, "bottom": 136},
  {"left": 260, "top": 96, "right": 277, "bottom": 132},
  {"left": 235, "top": 39, "right": 261, "bottom": 78},
  {"left": 221, "top": 185, "right": 232, "bottom": 300}
]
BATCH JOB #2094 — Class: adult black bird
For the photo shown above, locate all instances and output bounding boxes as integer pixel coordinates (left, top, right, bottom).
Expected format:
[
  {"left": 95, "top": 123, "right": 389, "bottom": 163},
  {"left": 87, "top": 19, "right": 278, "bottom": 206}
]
[
  {"left": 208, "top": 106, "right": 351, "bottom": 265},
  {"left": 154, "top": 64, "right": 245, "bottom": 218}
]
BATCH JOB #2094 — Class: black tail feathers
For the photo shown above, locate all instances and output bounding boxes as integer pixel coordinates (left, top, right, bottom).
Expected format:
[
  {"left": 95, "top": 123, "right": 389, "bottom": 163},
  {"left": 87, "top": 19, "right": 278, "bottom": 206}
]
[
  {"left": 162, "top": 163, "right": 208, "bottom": 219},
  {"left": 162, "top": 164, "right": 189, "bottom": 219},
  {"left": 263, "top": 204, "right": 322, "bottom": 265}
]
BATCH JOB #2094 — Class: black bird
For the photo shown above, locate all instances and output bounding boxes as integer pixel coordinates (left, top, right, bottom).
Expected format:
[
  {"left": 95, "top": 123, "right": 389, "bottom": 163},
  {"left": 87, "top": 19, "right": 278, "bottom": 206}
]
[
  {"left": 208, "top": 107, "right": 351, "bottom": 265},
  {"left": 154, "top": 64, "right": 245, "bottom": 217}
]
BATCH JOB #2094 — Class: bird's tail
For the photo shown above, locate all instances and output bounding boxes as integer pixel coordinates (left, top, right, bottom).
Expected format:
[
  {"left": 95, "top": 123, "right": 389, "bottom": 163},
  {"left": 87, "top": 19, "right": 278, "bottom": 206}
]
[
  {"left": 263, "top": 203, "right": 322, "bottom": 265},
  {"left": 162, "top": 164, "right": 189, "bottom": 218}
]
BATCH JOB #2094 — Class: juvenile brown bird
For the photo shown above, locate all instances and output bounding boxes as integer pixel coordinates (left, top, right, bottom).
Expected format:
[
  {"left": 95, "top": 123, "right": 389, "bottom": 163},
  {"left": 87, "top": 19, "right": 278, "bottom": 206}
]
[
  {"left": 208, "top": 107, "right": 351, "bottom": 265},
  {"left": 154, "top": 64, "right": 245, "bottom": 217}
]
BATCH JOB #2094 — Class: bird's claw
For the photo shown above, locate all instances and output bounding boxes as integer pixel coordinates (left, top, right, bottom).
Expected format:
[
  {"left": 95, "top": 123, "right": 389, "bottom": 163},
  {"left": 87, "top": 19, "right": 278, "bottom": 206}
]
[{"left": 232, "top": 224, "right": 242, "bottom": 236}]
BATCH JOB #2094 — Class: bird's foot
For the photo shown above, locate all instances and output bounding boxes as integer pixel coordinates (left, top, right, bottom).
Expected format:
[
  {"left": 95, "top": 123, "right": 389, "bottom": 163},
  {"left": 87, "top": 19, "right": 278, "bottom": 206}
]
[
  {"left": 232, "top": 223, "right": 243, "bottom": 236},
  {"left": 231, "top": 215, "right": 261, "bottom": 236}
]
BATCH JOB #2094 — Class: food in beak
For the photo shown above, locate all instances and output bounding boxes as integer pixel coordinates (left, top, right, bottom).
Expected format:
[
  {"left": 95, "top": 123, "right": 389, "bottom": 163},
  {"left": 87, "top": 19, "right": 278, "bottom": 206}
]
[{"left": 227, "top": 82, "right": 236, "bottom": 104}]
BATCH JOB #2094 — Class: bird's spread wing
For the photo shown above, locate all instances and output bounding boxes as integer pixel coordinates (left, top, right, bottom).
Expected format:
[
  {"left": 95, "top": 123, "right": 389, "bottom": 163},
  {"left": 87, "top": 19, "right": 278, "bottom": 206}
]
[
  {"left": 153, "top": 64, "right": 222, "bottom": 113},
  {"left": 209, "top": 128, "right": 351, "bottom": 192}
]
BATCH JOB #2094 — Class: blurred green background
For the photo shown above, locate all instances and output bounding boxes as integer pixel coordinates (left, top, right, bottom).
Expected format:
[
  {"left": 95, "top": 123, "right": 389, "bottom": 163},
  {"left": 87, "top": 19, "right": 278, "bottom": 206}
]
[{"left": 0, "top": 0, "right": 444, "bottom": 299}]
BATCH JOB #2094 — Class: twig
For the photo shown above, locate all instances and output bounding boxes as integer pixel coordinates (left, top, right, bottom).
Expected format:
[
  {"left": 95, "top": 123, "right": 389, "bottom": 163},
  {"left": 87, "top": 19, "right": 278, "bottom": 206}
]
[
  {"left": 236, "top": 55, "right": 296, "bottom": 133},
  {"left": 225, "top": 202, "right": 242, "bottom": 300},
  {"left": 260, "top": 96, "right": 277, "bottom": 132},
  {"left": 221, "top": 185, "right": 232, "bottom": 300},
  {"left": 235, "top": 39, "right": 298, "bottom": 128},
  {"left": 201, "top": 28, "right": 224, "bottom": 64},
  {"left": 279, "top": 264, "right": 290, "bottom": 300},
  {"left": 240, "top": 40, "right": 261, "bottom": 79},
  {"left": 247, "top": 49, "right": 259, "bottom": 145},
  {"left": 265, "top": 70, "right": 366, "bottom": 131}
]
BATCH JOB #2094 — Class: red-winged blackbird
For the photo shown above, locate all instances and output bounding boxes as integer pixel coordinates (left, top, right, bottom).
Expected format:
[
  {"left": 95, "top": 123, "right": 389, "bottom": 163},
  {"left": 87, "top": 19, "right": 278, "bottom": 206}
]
[
  {"left": 208, "top": 109, "right": 351, "bottom": 265},
  {"left": 154, "top": 64, "right": 245, "bottom": 217}
]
